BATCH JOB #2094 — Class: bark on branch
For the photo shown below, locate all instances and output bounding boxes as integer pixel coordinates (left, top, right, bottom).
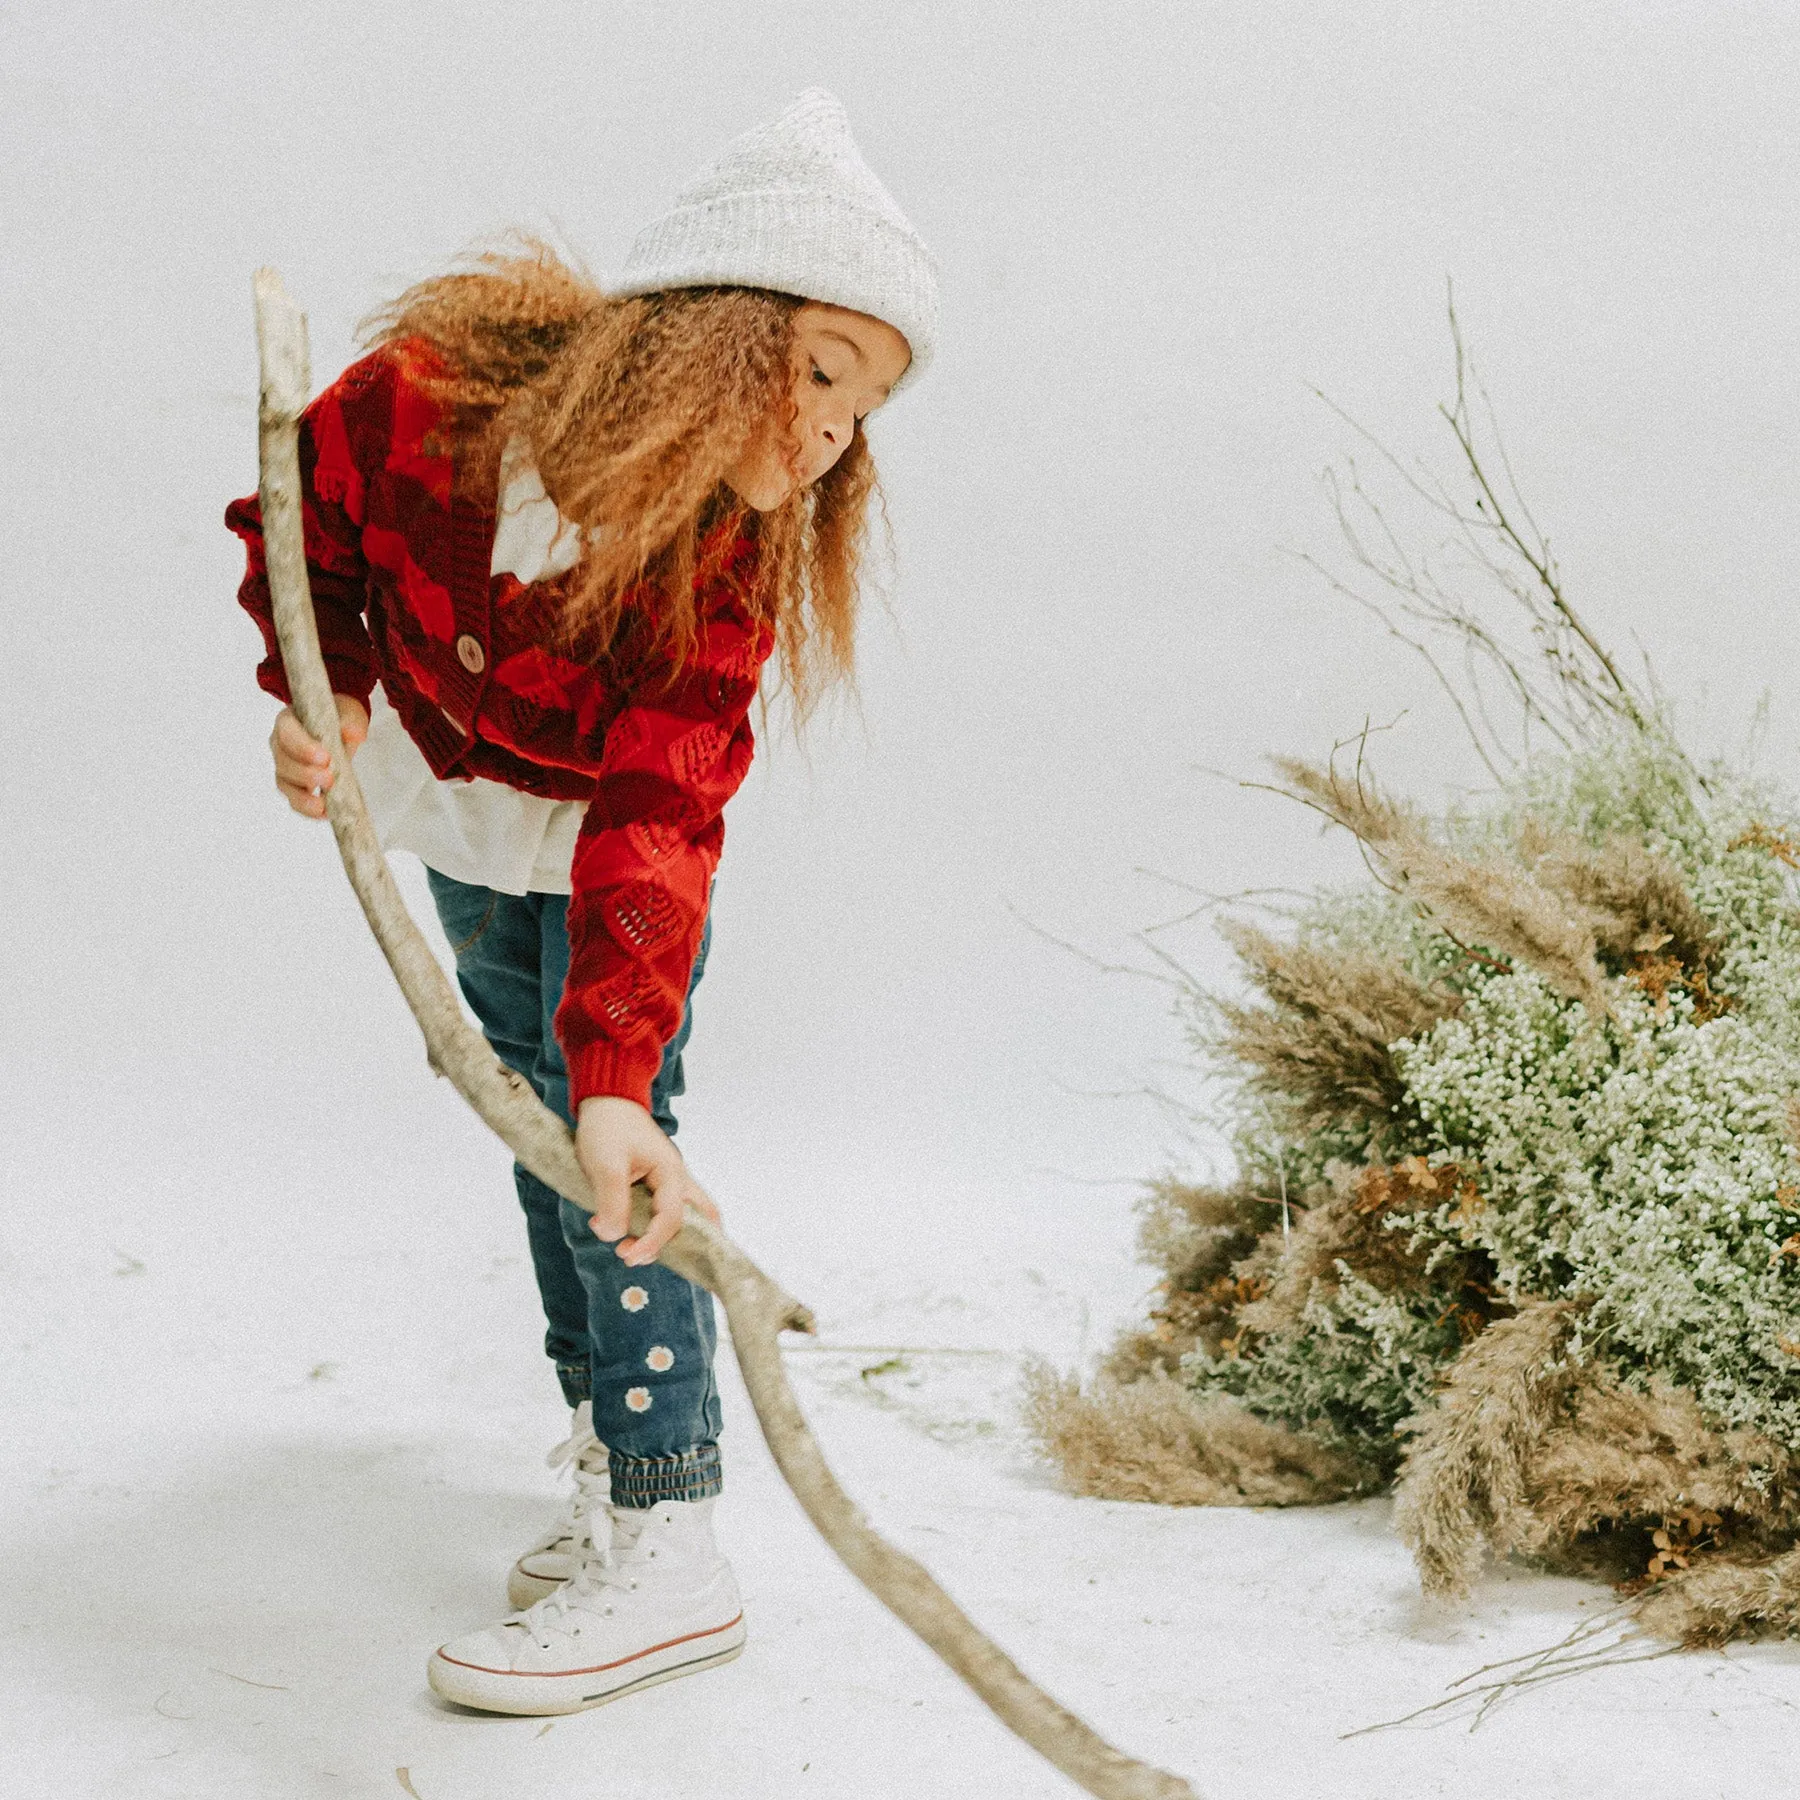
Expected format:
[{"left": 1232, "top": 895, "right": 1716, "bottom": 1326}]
[{"left": 252, "top": 267, "right": 1201, "bottom": 1800}]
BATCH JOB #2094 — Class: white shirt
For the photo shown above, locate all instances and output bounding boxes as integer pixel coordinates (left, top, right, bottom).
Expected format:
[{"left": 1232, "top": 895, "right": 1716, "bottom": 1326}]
[{"left": 356, "top": 442, "right": 587, "bottom": 896}]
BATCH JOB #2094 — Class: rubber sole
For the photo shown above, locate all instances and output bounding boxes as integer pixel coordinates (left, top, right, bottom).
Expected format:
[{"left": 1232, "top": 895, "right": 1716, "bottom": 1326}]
[{"left": 428, "top": 1615, "right": 746, "bottom": 1716}]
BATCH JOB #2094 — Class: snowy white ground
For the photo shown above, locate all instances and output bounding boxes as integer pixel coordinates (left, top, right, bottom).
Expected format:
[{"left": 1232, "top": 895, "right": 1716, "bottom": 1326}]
[{"left": 7, "top": 1065, "right": 1799, "bottom": 1800}]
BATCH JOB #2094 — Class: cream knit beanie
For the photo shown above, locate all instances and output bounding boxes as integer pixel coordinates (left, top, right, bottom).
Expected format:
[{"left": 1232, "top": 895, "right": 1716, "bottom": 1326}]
[{"left": 616, "top": 88, "right": 939, "bottom": 388}]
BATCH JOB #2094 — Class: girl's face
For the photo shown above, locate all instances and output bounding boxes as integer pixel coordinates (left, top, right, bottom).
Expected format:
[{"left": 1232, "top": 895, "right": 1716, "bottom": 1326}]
[{"left": 724, "top": 302, "right": 912, "bottom": 510}]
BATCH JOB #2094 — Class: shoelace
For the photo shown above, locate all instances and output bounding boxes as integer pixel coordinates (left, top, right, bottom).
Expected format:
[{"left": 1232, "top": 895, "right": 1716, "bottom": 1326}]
[
  {"left": 546, "top": 1418, "right": 599, "bottom": 1476},
  {"left": 542, "top": 1421, "right": 609, "bottom": 1549},
  {"left": 521, "top": 1506, "right": 659, "bottom": 1651}
]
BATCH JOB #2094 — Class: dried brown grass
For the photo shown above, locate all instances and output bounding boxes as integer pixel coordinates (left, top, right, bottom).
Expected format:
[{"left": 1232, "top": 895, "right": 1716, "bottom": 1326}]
[
  {"left": 1531, "top": 835, "right": 1719, "bottom": 978},
  {"left": 1396, "top": 1299, "right": 1800, "bottom": 1611},
  {"left": 1235, "top": 1160, "right": 1495, "bottom": 1346},
  {"left": 1393, "top": 1301, "right": 1586, "bottom": 1596},
  {"left": 1103, "top": 1181, "right": 1279, "bottom": 1379},
  {"left": 1214, "top": 920, "right": 1462, "bottom": 1146},
  {"left": 1021, "top": 1365, "right": 1370, "bottom": 1507},
  {"left": 1137, "top": 1178, "right": 1271, "bottom": 1288},
  {"left": 1637, "top": 1544, "right": 1800, "bottom": 1646},
  {"left": 1527, "top": 1378, "right": 1795, "bottom": 1554},
  {"left": 1781, "top": 1096, "right": 1800, "bottom": 1158},
  {"left": 1272, "top": 758, "right": 1613, "bottom": 1016}
]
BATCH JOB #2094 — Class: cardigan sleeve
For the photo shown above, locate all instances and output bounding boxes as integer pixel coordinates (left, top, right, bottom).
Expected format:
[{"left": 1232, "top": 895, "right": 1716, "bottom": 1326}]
[
  {"left": 225, "top": 350, "right": 396, "bottom": 707},
  {"left": 555, "top": 587, "right": 771, "bottom": 1112}
]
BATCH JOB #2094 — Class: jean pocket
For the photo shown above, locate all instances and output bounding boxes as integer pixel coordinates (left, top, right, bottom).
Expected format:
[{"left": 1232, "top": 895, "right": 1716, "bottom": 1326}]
[{"left": 426, "top": 871, "right": 499, "bottom": 960}]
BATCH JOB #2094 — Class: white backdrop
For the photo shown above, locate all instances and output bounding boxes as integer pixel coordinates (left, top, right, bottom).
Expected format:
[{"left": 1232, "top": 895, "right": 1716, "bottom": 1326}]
[
  {"left": 7, "top": 6, "right": 1800, "bottom": 1796},
  {"left": 6, "top": 1, "right": 1800, "bottom": 1262}
]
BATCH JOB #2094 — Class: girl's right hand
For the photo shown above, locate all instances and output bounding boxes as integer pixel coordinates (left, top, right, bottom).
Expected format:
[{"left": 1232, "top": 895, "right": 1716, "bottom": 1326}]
[
  {"left": 271, "top": 695, "right": 370, "bottom": 818},
  {"left": 577, "top": 1095, "right": 722, "bottom": 1268}
]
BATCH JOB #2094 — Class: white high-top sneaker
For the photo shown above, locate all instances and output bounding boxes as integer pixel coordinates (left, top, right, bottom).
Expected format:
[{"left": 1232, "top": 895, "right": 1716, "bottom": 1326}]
[
  {"left": 507, "top": 1402, "right": 610, "bottom": 1609},
  {"left": 430, "top": 1497, "right": 745, "bottom": 1714}
]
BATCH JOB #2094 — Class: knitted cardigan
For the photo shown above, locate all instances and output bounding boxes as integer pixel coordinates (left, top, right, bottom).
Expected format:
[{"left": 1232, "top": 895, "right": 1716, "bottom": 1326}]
[{"left": 226, "top": 340, "right": 773, "bottom": 1112}]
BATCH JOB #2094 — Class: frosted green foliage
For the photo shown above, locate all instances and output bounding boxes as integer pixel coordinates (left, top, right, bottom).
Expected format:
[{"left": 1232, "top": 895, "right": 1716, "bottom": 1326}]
[
  {"left": 1187, "top": 724, "right": 1800, "bottom": 1458},
  {"left": 1397, "top": 973, "right": 1800, "bottom": 1443},
  {"left": 1498, "top": 727, "right": 1710, "bottom": 853},
  {"left": 1185, "top": 1269, "right": 1461, "bottom": 1473}
]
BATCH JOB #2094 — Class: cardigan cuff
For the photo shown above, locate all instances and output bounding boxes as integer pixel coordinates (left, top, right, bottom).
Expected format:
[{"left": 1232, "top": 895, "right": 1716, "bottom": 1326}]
[
  {"left": 323, "top": 654, "right": 379, "bottom": 708},
  {"left": 255, "top": 651, "right": 378, "bottom": 710},
  {"left": 566, "top": 1038, "right": 659, "bottom": 1115}
]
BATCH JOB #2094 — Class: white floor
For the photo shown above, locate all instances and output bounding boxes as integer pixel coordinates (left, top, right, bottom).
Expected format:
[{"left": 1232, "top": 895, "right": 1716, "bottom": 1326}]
[{"left": 6, "top": 1115, "right": 1798, "bottom": 1800}]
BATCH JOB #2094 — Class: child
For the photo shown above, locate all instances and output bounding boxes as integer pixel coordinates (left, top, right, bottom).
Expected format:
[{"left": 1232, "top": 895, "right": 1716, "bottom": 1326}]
[{"left": 226, "top": 89, "right": 935, "bottom": 1715}]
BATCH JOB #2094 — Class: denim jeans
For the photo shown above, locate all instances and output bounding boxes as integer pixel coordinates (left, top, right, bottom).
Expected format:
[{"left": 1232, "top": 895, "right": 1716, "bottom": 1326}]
[{"left": 427, "top": 869, "right": 723, "bottom": 1507}]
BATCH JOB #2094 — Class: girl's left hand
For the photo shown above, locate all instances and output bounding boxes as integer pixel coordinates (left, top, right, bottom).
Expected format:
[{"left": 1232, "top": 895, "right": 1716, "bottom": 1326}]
[{"left": 575, "top": 1095, "right": 721, "bottom": 1267}]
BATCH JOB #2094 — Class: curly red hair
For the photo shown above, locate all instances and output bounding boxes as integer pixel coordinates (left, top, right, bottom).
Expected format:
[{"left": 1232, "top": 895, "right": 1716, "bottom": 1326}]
[{"left": 362, "top": 240, "right": 878, "bottom": 712}]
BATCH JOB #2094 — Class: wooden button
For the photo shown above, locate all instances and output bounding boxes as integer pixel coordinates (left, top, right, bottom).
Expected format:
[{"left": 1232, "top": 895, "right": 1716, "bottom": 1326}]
[{"left": 455, "top": 634, "right": 486, "bottom": 674}]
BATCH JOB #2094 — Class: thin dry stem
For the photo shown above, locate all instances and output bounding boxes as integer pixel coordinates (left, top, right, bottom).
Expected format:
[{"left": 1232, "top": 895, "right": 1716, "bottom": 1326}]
[{"left": 1303, "top": 286, "right": 1659, "bottom": 776}]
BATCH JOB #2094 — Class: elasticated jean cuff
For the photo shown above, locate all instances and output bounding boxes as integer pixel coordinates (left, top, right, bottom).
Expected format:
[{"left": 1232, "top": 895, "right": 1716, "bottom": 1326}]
[
  {"left": 556, "top": 1362, "right": 592, "bottom": 1409},
  {"left": 608, "top": 1441, "right": 723, "bottom": 1508}
]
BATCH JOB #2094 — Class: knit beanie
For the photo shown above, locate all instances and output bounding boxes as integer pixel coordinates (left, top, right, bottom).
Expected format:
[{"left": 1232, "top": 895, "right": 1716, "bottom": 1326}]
[{"left": 615, "top": 88, "right": 938, "bottom": 389}]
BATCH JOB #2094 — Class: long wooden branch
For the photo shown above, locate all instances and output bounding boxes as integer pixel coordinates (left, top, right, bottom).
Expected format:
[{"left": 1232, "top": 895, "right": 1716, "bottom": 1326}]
[{"left": 252, "top": 268, "right": 1200, "bottom": 1800}]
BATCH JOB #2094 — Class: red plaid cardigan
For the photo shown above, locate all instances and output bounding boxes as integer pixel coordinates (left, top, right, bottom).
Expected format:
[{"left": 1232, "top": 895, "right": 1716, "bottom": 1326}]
[{"left": 226, "top": 339, "right": 773, "bottom": 1112}]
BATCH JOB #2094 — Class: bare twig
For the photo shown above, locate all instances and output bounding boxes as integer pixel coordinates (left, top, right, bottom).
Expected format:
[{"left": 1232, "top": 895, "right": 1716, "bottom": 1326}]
[
  {"left": 1341, "top": 1603, "right": 1680, "bottom": 1736},
  {"left": 208, "top": 1668, "right": 291, "bottom": 1691},
  {"left": 1006, "top": 901, "right": 1189, "bottom": 989},
  {"left": 1299, "top": 284, "right": 1661, "bottom": 777},
  {"left": 1134, "top": 871, "right": 1313, "bottom": 905},
  {"left": 253, "top": 268, "right": 1198, "bottom": 1800},
  {"left": 1287, "top": 542, "right": 1509, "bottom": 784},
  {"left": 1440, "top": 294, "right": 1643, "bottom": 726}
]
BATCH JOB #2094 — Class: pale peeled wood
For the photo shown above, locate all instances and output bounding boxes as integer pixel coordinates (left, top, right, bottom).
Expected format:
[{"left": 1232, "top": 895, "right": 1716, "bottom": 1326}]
[{"left": 252, "top": 266, "right": 1201, "bottom": 1800}]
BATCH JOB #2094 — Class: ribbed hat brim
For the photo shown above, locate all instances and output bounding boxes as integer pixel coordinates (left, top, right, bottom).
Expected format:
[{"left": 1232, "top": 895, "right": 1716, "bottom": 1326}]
[{"left": 617, "top": 191, "right": 937, "bottom": 387}]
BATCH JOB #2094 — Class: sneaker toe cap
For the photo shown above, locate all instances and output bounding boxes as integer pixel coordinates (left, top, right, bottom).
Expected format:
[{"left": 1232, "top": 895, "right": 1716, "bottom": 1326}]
[{"left": 434, "top": 1619, "right": 544, "bottom": 1676}]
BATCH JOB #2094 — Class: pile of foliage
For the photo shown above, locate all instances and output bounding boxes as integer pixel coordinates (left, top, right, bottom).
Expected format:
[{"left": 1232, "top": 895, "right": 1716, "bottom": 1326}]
[{"left": 1029, "top": 331, "right": 1800, "bottom": 1647}]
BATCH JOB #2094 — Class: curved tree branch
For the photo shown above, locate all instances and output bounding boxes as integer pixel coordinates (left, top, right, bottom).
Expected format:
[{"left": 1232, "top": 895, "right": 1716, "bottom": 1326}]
[{"left": 252, "top": 267, "right": 1200, "bottom": 1800}]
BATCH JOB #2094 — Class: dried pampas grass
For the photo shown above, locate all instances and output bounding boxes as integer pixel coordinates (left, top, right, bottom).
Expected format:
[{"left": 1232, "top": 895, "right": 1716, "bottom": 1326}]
[
  {"left": 1532, "top": 836, "right": 1719, "bottom": 978},
  {"left": 1136, "top": 1178, "right": 1272, "bottom": 1293},
  {"left": 1525, "top": 1376, "right": 1796, "bottom": 1559},
  {"left": 1393, "top": 1301, "right": 1800, "bottom": 1618},
  {"left": 1100, "top": 1181, "right": 1279, "bottom": 1379},
  {"left": 1213, "top": 920, "right": 1461, "bottom": 1147},
  {"left": 1271, "top": 757, "right": 1613, "bottom": 1017},
  {"left": 1392, "top": 1302, "right": 1585, "bottom": 1596},
  {"left": 1637, "top": 1544, "right": 1800, "bottom": 1647},
  {"left": 1021, "top": 1365, "right": 1368, "bottom": 1508}
]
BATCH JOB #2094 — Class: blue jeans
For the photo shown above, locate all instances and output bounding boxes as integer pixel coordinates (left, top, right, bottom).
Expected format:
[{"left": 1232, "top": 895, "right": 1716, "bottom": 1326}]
[{"left": 427, "top": 869, "right": 723, "bottom": 1507}]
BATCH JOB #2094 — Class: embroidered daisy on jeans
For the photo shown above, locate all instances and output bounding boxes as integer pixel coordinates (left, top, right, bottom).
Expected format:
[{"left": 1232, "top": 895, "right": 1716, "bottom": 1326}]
[
  {"left": 624, "top": 1387, "right": 653, "bottom": 1413},
  {"left": 620, "top": 1286, "right": 649, "bottom": 1312},
  {"left": 645, "top": 1345, "right": 675, "bottom": 1372}
]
